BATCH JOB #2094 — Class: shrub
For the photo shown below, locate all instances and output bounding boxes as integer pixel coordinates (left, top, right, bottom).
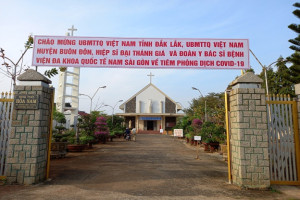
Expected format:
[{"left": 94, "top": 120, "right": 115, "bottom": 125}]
[
  {"left": 200, "top": 122, "right": 226, "bottom": 143},
  {"left": 94, "top": 116, "right": 109, "bottom": 143}
]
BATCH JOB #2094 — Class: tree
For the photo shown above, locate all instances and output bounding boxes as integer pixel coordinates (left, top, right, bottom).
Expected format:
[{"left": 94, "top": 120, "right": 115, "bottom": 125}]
[
  {"left": 259, "top": 65, "right": 277, "bottom": 94},
  {"left": 275, "top": 57, "right": 294, "bottom": 95},
  {"left": 288, "top": 2, "right": 300, "bottom": 84},
  {"left": 258, "top": 57, "right": 294, "bottom": 96},
  {"left": 78, "top": 111, "right": 102, "bottom": 135},
  {"left": 0, "top": 35, "right": 33, "bottom": 90},
  {"left": 53, "top": 110, "right": 66, "bottom": 133},
  {"left": 106, "top": 115, "right": 124, "bottom": 131},
  {"left": 184, "top": 92, "right": 225, "bottom": 125},
  {"left": 0, "top": 36, "right": 66, "bottom": 91}
]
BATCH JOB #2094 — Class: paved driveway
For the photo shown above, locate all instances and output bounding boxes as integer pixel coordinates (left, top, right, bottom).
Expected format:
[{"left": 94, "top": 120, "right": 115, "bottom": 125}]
[{"left": 0, "top": 134, "right": 292, "bottom": 200}]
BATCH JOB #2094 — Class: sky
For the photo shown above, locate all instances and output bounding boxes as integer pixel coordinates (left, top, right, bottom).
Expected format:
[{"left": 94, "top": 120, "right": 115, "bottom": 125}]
[{"left": 0, "top": 0, "right": 297, "bottom": 114}]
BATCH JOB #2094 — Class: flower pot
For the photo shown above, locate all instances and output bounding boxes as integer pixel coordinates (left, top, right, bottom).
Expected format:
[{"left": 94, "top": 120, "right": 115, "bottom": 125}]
[
  {"left": 51, "top": 142, "right": 68, "bottom": 158},
  {"left": 190, "top": 139, "right": 194, "bottom": 145},
  {"left": 203, "top": 142, "right": 210, "bottom": 151},
  {"left": 219, "top": 144, "right": 227, "bottom": 154},
  {"left": 209, "top": 142, "right": 219, "bottom": 152},
  {"left": 67, "top": 144, "right": 85, "bottom": 152}
]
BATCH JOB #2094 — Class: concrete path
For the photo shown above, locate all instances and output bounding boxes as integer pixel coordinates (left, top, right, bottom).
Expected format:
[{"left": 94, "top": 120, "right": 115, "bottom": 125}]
[{"left": 0, "top": 134, "right": 298, "bottom": 200}]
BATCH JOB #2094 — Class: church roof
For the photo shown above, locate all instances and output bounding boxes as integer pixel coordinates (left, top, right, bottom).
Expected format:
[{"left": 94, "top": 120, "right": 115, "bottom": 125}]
[{"left": 119, "top": 83, "right": 182, "bottom": 110}]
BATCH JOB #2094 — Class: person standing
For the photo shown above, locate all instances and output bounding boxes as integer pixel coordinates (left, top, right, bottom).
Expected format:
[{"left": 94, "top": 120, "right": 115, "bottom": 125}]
[
  {"left": 131, "top": 127, "right": 136, "bottom": 142},
  {"left": 125, "top": 128, "right": 131, "bottom": 140}
]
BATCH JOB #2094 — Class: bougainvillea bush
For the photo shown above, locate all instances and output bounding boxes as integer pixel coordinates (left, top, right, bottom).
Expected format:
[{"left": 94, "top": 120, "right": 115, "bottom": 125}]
[
  {"left": 191, "top": 118, "right": 203, "bottom": 138},
  {"left": 94, "top": 116, "right": 109, "bottom": 143}
]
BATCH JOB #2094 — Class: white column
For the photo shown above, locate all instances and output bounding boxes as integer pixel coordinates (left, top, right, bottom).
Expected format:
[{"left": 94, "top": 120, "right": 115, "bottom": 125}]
[
  {"left": 148, "top": 99, "right": 152, "bottom": 113},
  {"left": 160, "top": 101, "right": 163, "bottom": 113},
  {"left": 56, "top": 70, "right": 66, "bottom": 113},
  {"left": 139, "top": 101, "right": 142, "bottom": 113},
  {"left": 55, "top": 29, "right": 80, "bottom": 126},
  {"left": 69, "top": 67, "right": 80, "bottom": 125}
]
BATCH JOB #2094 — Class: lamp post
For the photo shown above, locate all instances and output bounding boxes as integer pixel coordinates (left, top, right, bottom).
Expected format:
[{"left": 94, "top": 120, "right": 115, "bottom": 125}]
[
  {"left": 192, "top": 87, "right": 207, "bottom": 122},
  {"left": 104, "top": 100, "right": 123, "bottom": 126},
  {"left": 79, "top": 85, "right": 106, "bottom": 113}
]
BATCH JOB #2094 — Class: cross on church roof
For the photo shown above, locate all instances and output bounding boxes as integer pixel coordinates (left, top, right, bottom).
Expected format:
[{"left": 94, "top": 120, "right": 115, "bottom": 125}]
[
  {"left": 68, "top": 25, "right": 77, "bottom": 36},
  {"left": 147, "top": 72, "right": 154, "bottom": 84}
]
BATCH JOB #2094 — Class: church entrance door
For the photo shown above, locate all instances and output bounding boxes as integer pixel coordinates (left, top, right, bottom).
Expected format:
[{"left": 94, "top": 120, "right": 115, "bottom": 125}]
[{"left": 147, "top": 121, "right": 154, "bottom": 130}]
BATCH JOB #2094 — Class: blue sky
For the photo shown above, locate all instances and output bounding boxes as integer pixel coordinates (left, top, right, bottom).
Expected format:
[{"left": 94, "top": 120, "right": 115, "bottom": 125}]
[{"left": 0, "top": 0, "right": 297, "bottom": 114}]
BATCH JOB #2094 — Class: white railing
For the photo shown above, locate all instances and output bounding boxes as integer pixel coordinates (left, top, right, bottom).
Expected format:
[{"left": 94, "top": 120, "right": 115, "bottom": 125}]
[{"left": 0, "top": 92, "right": 14, "bottom": 176}]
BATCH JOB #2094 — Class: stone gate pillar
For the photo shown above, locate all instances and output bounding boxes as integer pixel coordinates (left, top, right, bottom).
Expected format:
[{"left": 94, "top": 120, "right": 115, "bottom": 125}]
[
  {"left": 5, "top": 69, "right": 54, "bottom": 184},
  {"left": 228, "top": 72, "right": 270, "bottom": 189}
]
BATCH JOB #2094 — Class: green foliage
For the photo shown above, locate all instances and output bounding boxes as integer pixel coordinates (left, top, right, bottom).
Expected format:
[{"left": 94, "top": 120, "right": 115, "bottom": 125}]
[
  {"left": 79, "top": 131, "right": 95, "bottom": 145},
  {"left": 25, "top": 35, "right": 33, "bottom": 49},
  {"left": 44, "top": 68, "right": 58, "bottom": 78},
  {"left": 200, "top": 122, "right": 226, "bottom": 143},
  {"left": 288, "top": 2, "right": 300, "bottom": 84},
  {"left": 63, "top": 129, "right": 93, "bottom": 145},
  {"left": 52, "top": 129, "right": 74, "bottom": 142},
  {"left": 259, "top": 57, "right": 294, "bottom": 96},
  {"left": 106, "top": 115, "right": 125, "bottom": 131},
  {"left": 53, "top": 110, "right": 66, "bottom": 133},
  {"left": 246, "top": 68, "right": 255, "bottom": 73},
  {"left": 53, "top": 110, "right": 66, "bottom": 124},
  {"left": 173, "top": 116, "right": 192, "bottom": 136},
  {"left": 184, "top": 92, "right": 225, "bottom": 125},
  {"left": 185, "top": 133, "right": 192, "bottom": 139},
  {"left": 77, "top": 111, "right": 102, "bottom": 137}
]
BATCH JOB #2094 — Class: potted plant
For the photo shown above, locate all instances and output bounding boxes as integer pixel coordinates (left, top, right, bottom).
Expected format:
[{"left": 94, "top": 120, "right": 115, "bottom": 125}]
[
  {"left": 184, "top": 133, "right": 190, "bottom": 143},
  {"left": 200, "top": 122, "right": 226, "bottom": 152},
  {"left": 0, "top": 176, "right": 7, "bottom": 185},
  {"left": 79, "top": 134, "right": 95, "bottom": 149},
  {"left": 51, "top": 129, "right": 70, "bottom": 158},
  {"left": 109, "top": 131, "right": 116, "bottom": 142},
  {"left": 66, "top": 129, "right": 86, "bottom": 152}
]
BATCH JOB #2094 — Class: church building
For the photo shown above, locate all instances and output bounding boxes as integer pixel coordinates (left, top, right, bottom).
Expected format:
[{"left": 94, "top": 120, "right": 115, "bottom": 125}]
[{"left": 116, "top": 79, "right": 185, "bottom": 134}]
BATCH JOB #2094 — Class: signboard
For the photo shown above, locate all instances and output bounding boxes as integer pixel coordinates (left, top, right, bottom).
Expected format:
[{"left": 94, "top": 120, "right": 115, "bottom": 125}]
[
  {"left": 32, "top": 36, "right": 249, "bottom": 69},
  {"left": 194, "top": 136, "right": 202, "bottom": 141},
  {"left": 14, "top": 94, "right": 39, "bottom": 110},
  {"left": 139, "top": 117, "right": 162, "bottom": 121},
  {"left": 173, "top": 129, "right": 183, "bottom": 137}
]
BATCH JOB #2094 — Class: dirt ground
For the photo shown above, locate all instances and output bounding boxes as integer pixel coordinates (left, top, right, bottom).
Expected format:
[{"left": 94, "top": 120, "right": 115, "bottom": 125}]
[{"left": 0, "top": 134, "right": 299, "bottom": 200}]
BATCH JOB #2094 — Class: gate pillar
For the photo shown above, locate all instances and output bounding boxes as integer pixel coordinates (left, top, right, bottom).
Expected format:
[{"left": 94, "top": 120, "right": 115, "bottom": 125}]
[
  {"left": 5, "top": 69, "right": 54, "bottom": 185},
  {"left": 228, "top": 72, "right": 270, "bottom": 189}
]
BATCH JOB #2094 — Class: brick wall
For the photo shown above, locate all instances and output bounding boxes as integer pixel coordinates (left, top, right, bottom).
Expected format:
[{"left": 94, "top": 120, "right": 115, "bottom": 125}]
[
  {"left": 125, "top": 97, "right": 136, "bottom": 113},
  {"left": 165, "top": 97, "right": 175, "bottom": 114}
]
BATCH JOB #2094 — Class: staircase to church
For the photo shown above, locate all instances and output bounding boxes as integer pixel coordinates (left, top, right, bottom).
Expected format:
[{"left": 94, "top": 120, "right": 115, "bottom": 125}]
[{"left": 138, "top": 130, "right": 160, "bottom": 134}]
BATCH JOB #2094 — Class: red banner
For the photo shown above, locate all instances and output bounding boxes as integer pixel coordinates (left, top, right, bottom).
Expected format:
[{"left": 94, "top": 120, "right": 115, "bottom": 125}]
[{"left": 32, "top": 36, "right": 249, "bottom": 69}]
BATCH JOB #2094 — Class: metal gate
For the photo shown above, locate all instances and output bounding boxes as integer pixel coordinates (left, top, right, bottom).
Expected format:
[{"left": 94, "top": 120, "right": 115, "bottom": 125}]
[
  {"left": 267, "top": 95, "right": 300, "bottom": 185},
  {"left": 0, "top": 92, "right": 14, "bottom": 177}
]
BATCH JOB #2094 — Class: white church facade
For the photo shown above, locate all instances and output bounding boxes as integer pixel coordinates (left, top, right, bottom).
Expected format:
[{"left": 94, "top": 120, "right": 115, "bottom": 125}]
[{"left": 116, "top": 83, "right": 185, "bottom": 134}]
